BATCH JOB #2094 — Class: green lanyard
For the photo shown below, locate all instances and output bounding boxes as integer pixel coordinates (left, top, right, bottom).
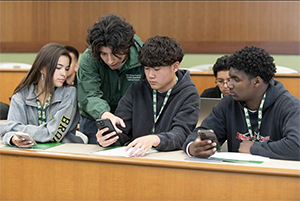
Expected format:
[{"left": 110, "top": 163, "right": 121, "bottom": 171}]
[
  {"left": 243, "top": 93, "right": 266, "bottom": 142},
  {"left": 151, "top": 77, "right": 178, "bottom": 134},
  {"left": 36, "top": 94, "right": 52, "bottom": 125}
]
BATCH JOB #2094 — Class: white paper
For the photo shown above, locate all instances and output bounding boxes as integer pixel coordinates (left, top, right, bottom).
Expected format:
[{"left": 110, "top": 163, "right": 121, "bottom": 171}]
[
  {"left": 92, "top": 146, "right": 158, "bottom": 157},
  {"left": 209, "top": 152, "right": 270, "bottom": 163}
]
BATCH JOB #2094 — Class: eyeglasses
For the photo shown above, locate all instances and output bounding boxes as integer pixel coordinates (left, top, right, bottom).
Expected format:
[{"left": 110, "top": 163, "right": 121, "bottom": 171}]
[{"left": 216, "top": 79, "right": 230, "bottom": 86}]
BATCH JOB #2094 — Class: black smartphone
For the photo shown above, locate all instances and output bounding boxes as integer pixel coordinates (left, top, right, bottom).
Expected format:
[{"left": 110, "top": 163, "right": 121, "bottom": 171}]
[
  {"left": 197, "top": 129, "right": 220, "bottom": 151},
  {"left": 95, "top": 118, "right": 117, "bottom": 140}
]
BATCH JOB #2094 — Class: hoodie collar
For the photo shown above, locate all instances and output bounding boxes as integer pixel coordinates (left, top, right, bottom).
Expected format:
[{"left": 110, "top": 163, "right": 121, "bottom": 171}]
[
  {"left": 263, "top": 79, "right": 287, "bottom": 109},
  {"left": 25, "top": 84, "right": 64, "bottom": 107}
]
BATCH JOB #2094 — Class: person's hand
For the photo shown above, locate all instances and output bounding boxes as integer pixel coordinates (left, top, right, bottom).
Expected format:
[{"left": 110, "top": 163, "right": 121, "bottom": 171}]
[
  {"left": 238, "top": 140, "right": 254, "bottom": 153},
  {"left": 101, "top": 112, "right": 126, "bottom": 133},
  {"left": 96, "top": 127, "right": 119, "bottom": 147},
  {"left": 11, "top": 134, "right": 35, "bottom": 148},
  {"left": 125, "top": 135, "right": 160, "bottom": 157},
  {"left": 189, "top": 137, "right": 217, "bottom": 158}
]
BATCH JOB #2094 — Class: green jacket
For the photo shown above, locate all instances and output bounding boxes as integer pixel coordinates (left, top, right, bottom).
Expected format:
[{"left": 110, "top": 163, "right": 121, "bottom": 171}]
[{"left": 77, "top": 35, "right": 145, "bottom": 120}]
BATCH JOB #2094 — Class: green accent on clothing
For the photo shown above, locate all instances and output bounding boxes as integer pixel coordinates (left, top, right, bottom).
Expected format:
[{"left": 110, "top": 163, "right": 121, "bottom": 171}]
[
  {"left": 36, "top": 94, "right": 52, "bottom": 125},
  {"left": 77, "top": 35, "right": 145, "bottom": 120}
]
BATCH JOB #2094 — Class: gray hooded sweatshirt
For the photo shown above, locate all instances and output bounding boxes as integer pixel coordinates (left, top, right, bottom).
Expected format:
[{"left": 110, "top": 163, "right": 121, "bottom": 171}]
[{"left": 0, "top": 84, "right": 82, "bottom": 145}]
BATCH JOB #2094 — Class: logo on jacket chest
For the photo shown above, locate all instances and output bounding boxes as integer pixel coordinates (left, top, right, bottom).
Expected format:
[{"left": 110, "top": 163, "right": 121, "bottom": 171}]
[
  {"left": 126, "top": 74, "right": 142, "bottom": 82},
  {"left": 236, "top": 132, "right": 270, "bottom": 142}
]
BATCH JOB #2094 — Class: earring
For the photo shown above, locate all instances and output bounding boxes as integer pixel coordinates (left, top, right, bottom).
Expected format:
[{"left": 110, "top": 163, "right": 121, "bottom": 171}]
[{"left": 41, "top": 74, "right": 44, "bottom": 81}]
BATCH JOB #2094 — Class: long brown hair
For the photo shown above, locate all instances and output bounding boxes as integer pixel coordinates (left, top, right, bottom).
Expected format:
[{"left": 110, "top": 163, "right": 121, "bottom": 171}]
[{"left": 14, "top": 43, "right": 72, "bottom": 99}]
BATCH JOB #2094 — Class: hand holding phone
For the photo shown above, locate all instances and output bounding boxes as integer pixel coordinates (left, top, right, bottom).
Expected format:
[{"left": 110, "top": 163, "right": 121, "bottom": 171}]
[
  {"left": 95, "top": 118, "right": 118, "bottom": 140},
  {"left": 13, "top": 132, "right": 37, "bottom": 147},
  {"left": 197, "top": 129, "right": 220, "bottom": 151}
]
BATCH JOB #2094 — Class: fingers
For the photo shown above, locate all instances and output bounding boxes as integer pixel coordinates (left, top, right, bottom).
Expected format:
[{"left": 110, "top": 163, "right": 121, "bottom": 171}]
[
  {"left": 190, "top": 138, "right": 217, "bottom": 158},
  {"left": 195, "top": 147, "right": 217, "bottom": 158},
  {"left": 17, "top": 141, "right": 35, "bottom": 148},
  {"left": 12, "top": 135, "right": 34, "bottom": 148},
  {"left": 113, "top": 117, "right": 126, "bottom": 133},
  {"left": 134, "top": 148, "right": 147, "bottom": 157},
  {"left": 118, "top": 118, "right": 126, "bottom": 128},
  {"left": 125, "top": 140, "right": 150, "bottom": 157},
  {"left": 125, "top": 140, "right": 138, "bottom": 156},
  {"left": 99, "top": 136, "right": 118, "bottom": 147},
  {"left": 96, "top": 128, "right": 119, "bottom": 147},
  {"left": 101, "top": 112, "right": 123, "bottom": 132},
  {"left": 114, "top": 126, "right": 122, "bottom": 134}
]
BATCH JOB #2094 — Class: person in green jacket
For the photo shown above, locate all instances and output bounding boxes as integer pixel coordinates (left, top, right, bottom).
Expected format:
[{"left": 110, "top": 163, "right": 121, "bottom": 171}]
[{"left": 77, "top": 14, "right": 145, "bottom": 144}]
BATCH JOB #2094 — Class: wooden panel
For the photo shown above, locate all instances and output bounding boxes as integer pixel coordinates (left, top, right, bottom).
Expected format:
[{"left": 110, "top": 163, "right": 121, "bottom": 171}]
[
  {"left": 181, "top": 41, "right": 300, "bottom": 55},
  {"left": 0, "top": 69, "right": 28, "bottom": 104},
  {"left": 0, "top": 2, "right": 299, "bottom": 54},
  {"left": 1, "top": 41, "right": 299, "bottom": 55},
  {"left": 274, "top": 74, "right": 300, "bottom": 99},
  {"left": 190, "top": 72, "right": 216, "bottom": 96},
  {"left": 0, "top": 149, "right": 299, "bottom": 200}
]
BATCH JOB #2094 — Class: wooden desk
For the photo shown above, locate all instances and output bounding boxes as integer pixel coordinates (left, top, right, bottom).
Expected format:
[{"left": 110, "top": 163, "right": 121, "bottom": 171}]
[
  {"left": 0, "top": 68, "right": 29, "bottom": 104},
  {"left": 190, "top": 71, "right": 300, "bottom": 99},
  {"left": 0, "top": 143, "right": 299, "bottom": 200}
]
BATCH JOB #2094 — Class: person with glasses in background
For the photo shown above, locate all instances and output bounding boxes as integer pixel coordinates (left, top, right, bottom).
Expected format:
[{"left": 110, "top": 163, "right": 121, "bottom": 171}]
[{"left": 200, "top": 55, "right": 230, "bottom": 98}]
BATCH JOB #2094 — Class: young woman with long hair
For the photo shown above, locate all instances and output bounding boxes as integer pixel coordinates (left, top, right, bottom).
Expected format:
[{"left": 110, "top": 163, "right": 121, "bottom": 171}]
[{"left": 0, "top": 43, "right": 84, "bottom": 147}]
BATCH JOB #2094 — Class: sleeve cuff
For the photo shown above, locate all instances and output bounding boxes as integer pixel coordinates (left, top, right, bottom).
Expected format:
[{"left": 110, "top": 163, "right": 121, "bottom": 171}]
[{"left": 186, "top": 141, "right": 194, "bottom": 157}]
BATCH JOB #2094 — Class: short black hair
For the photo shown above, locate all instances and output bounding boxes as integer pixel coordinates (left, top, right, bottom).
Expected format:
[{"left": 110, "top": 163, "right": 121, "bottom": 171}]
[
  {"left": 65, "top": 46, "right": 79, "bottom": 61},
  {"left": 86, "top": 13, "right": 135, "bottom": 60},
  {"left": 212, "top": 55, "right": 230, "bottom": 77},
  {"left": 228, "top": 46, "right": 276, "bottom": 83},
  {"left": 138, "top": 36, "right": 184, "bottom": 67}
]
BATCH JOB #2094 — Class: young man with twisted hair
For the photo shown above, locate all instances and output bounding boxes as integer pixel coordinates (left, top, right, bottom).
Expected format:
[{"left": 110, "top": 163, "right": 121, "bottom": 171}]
[{"left": 184, "top": 46, "right": 300, "bottom": 161}]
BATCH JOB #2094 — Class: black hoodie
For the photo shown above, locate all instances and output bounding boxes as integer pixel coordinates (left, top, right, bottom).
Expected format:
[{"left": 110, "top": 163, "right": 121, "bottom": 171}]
[
  {"left": 184, "top": 79, "right": 300, "bottom": 161},
  {"left": 114, "top": 69, "right": 200, "bottom": 151}
]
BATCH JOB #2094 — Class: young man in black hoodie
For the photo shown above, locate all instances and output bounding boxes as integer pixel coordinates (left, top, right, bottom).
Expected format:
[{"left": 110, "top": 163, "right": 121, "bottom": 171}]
[
  {"left": 184, "top": 46, "right": 300, "bottom": 161},
  {"left": 96, "top": 36, "right": 200, "bottom": 157}
]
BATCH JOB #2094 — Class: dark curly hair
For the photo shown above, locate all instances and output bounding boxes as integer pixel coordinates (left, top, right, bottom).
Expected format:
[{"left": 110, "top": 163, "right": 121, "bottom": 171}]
[
  {"left": 138, "top": 36, "right": 184, "bottom": 67},
  {"left": 228, "top": 46, "right": 276, "bottom": 83},
  {"left": 213, "top": 55, "right": 230, "bottom": 77},
  {"left": 86, "top": 13, "right": 135, "bottom": 60}
]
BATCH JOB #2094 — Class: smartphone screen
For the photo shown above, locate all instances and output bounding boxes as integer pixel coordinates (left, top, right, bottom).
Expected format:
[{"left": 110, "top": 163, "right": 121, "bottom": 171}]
[{"left": 95, "top": 118, "right": 117, "bottom": 140}]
